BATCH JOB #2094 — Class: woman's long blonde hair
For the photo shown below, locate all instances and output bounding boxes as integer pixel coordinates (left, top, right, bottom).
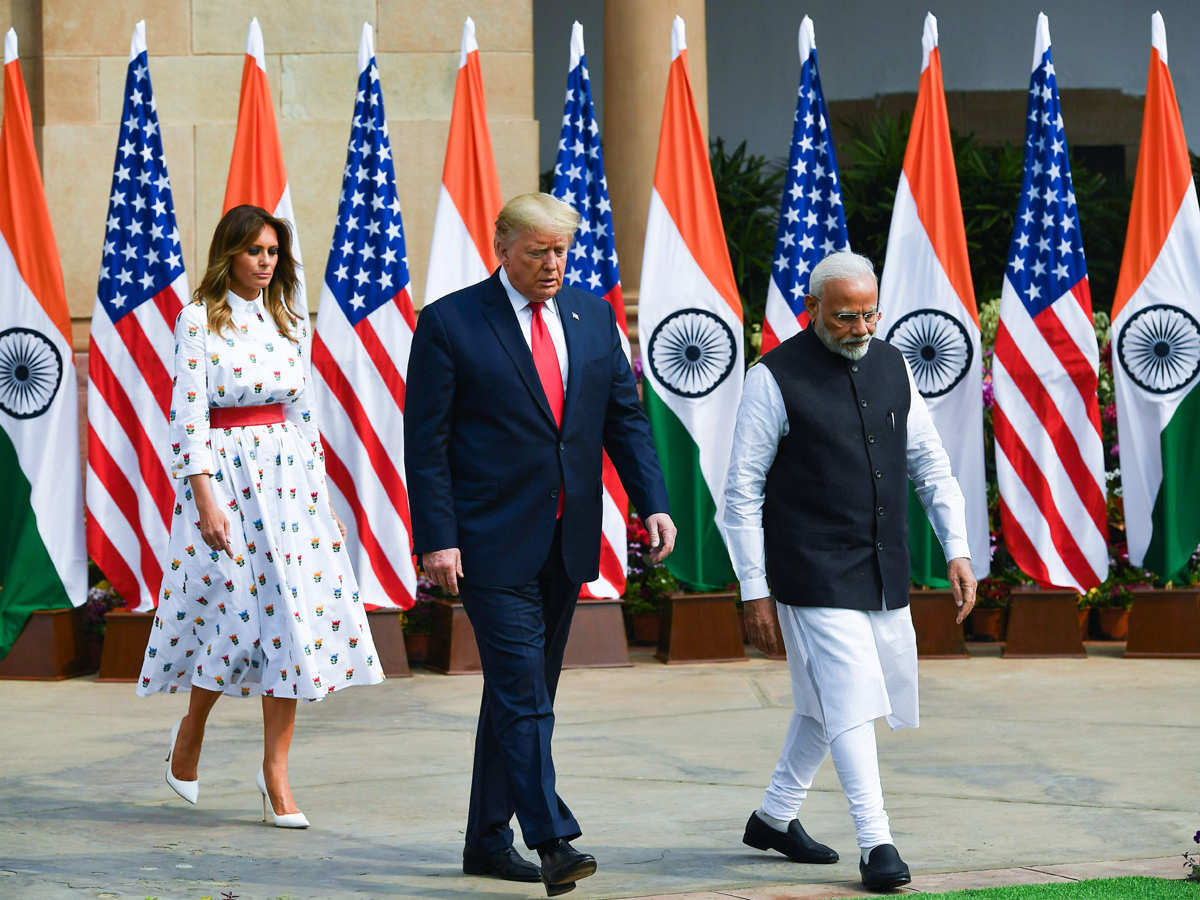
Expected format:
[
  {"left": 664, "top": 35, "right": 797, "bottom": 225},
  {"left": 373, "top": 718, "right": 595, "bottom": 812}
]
[{"left": 194, "top": 205, "right": 302, "bottom": 341}]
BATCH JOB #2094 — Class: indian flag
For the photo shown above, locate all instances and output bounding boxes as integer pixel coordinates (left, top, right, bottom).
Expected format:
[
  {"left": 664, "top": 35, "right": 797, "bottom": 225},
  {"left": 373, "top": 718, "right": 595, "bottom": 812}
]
[
  {"left": 878, "top": 13, "right": 989, "bottom": 584},
  {"left": 639, "top": 16, "right": 743, "bottom": 591},
  {"left": 223, "top": 18, "right": 306, "bottom": 325},
  {"left": 1113, "top": 12, "right": 1200, "bottom": 582},
  {"left": 0, "top": 29, "right": 86, "bottom": 656},
  {"left": 424, "top": 16, "right": 501, "bottom": 307}
]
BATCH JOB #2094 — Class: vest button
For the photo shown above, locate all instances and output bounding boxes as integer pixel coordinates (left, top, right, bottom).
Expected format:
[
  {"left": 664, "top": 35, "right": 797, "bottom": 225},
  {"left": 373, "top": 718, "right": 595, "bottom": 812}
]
[
  {"left": 877, "top": 507, "right": 885, "bottom": 515},
  {"left": 877, "top": 542, "right": 884, "bottom": 551},
  {"left": 860, "top": 400, "right": 868, "bottom": 407},
  {"left": 851, "top": 364, "right": 859, "bottom": 373},
  {"left": 551, "top": 489, "right": 559, "bottom": 499},
  {"left": 874, "top": 470, "right": 882, "bottom": 478},
  {"left": 867, "top": 435, "right": 875, "bottom": 443}
]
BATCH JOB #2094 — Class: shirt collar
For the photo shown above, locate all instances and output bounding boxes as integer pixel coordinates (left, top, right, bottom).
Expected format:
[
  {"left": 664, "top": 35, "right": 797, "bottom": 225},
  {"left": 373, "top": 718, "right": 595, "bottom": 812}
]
[
  {"left": 227, "top": 289, "right": 263, "bottom": 310},
  {"left": 499, "top": 267, "right": 558, "bottom": 319}
]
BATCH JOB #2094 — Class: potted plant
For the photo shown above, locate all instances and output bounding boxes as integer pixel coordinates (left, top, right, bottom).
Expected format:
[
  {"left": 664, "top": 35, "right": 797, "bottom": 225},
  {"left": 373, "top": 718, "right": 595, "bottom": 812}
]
[
  {"left": 969, "top": 575, "right": 1012, "bottom": 642},
  {"left": 81, "top": 580, "right": 124, "bottom": 668},
  {"left": 400, "top": 581, "right": 439, "bottom": 665},
  {"left": 621, "top": 517, "right": 678, "bottom": 645},
  {"left": 1081, "top": 548, "right": 1148, "bottom": 641}
]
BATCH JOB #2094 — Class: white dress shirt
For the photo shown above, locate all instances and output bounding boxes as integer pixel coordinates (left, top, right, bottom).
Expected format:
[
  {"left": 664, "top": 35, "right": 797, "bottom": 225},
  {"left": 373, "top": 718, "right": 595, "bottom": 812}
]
[
  {"left": 500, "top": 267, "right": 569, "bottom": 387},
  {"left": 723, "top": 353, "right": 971, "bottom": 602}
]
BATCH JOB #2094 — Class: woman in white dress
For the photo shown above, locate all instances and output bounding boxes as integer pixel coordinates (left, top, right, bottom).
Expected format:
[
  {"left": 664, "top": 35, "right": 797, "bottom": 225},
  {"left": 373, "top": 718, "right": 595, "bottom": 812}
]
[{"left": 137, "top": 205, "right": 383, "bottom": 826}]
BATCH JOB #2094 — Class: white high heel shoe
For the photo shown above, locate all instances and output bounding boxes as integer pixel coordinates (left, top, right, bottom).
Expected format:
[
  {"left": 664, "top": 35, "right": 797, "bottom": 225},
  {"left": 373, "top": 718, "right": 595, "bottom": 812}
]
[
  {"left": 256, "top": 766, "right": 309, "bottom": 828},
  {"left": 164, "top": 717, "right": 199, "bottom": 804}
]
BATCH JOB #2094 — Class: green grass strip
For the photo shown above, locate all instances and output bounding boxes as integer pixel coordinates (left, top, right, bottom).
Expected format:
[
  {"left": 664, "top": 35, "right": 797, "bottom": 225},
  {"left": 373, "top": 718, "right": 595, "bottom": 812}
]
[{"left": 918, "top": 875, "right": 1194, "bottom": 899}]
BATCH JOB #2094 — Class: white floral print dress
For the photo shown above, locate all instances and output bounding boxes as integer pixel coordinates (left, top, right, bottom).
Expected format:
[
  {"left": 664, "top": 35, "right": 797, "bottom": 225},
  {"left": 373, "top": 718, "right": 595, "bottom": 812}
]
[{"left": 136, "top": 291, "right": 384, "bottom": 700}]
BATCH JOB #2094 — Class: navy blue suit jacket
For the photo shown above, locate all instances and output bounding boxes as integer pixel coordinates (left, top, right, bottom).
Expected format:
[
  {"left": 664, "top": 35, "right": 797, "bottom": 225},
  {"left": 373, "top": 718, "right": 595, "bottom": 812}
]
[{"left": 405, "top": 270, "right": 669, "bottom": 587}]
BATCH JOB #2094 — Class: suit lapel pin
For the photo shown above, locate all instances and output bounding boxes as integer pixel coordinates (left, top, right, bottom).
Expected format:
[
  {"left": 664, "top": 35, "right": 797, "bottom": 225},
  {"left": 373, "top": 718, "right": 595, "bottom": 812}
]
[{"left": 571, "top": 311, "right": 579, "bottom": 320}]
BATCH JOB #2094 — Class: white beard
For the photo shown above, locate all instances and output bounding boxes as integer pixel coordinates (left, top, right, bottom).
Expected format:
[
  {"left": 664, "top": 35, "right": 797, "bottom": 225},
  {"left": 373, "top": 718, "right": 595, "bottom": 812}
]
[{"left": 813, "top": 317, "right": 873, "bottom": 361}]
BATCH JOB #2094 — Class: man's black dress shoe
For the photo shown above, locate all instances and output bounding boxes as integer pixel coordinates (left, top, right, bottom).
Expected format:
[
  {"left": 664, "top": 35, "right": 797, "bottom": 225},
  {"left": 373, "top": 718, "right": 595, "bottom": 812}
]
[
  {"left": 538, "top": 839, "right": 597, "bottom": 896},
  {"left": 742, "top": 811, "right": 839, "bottom": 864},
  {"left": 462, "top": 844, "right": 542, "bottom": 882},
  {"left": 859, "top": 844, "right": 911, "bottom": 892}
]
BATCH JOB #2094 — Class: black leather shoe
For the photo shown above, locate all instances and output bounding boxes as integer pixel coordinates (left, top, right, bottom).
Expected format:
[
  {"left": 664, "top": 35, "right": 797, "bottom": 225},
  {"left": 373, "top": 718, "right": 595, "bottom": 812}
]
[
  {"left": 742, "top": 811, "right": 839, "bottom": 864},
  {"left": 538, "top": 839, "right": 597, "bottom": 896},
  {"left": 462, "top": 844, "right": 542, "bottom": 882},
  {"left": 859, "top": 844, "right": 911, "bottom": 892}
]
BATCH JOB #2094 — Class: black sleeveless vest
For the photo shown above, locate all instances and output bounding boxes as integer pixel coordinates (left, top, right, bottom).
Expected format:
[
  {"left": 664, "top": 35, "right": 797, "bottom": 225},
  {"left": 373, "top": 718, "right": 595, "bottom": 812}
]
[{"left": 758, "top": 327, "right": 911, "bottom": 610}]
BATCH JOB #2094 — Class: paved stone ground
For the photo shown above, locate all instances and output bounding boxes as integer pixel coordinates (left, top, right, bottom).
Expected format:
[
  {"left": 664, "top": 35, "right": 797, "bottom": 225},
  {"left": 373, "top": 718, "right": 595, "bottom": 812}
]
[{"left": 0, "top": 643, "right": 1195, "bottom": 900}]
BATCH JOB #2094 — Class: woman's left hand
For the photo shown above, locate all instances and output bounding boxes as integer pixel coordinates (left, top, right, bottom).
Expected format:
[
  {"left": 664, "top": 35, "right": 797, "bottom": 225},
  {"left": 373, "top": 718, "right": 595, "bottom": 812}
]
[{"left": 331, "top": 507, "right": 348, "bottom": 540}]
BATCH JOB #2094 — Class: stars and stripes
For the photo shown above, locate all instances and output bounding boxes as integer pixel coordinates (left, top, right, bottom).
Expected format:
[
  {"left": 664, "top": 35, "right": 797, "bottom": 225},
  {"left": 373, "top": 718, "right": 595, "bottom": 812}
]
[
  {"left": 310, "top": 23, "right": 416, "bottom": 610},
  {"left": 761, "top": 16, "right": 848, "bottom": 354},
  {"left": 549, "top": 21, "right": 629, "bottom": 601},
  {"left": 86, "top": 21, "right": 189, "bottom": 612},
  {"left": 993, "top": 14, "right": 1107, "bottom": 591}
]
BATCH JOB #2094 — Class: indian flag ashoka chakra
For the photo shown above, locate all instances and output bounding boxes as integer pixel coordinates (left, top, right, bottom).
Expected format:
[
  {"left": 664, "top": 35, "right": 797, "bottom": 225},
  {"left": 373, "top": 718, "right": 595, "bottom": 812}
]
[
  {"left": 885, "top": 309, "right": 973, "bottom": 398},
  {"left": 647, "top": 308, "right": 737, "bottom": 398},
  {"left": 0, "top": 327, "right": 63, "bottom": 419},
  {"left": 1117, "top": 304, "right": 1200, "bottom": 395}
]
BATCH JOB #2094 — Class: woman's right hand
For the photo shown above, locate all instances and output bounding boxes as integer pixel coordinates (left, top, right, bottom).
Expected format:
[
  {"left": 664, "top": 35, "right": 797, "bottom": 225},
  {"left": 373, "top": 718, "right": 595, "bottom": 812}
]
[{"left": 189, "top": 474, "right": 233, "bottom": 558}]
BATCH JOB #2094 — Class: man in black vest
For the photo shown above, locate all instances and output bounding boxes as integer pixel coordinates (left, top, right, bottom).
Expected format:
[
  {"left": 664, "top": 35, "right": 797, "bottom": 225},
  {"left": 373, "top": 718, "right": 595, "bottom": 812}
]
[{"left": 723, "top": 251, "right": 976, "bottom": 892}]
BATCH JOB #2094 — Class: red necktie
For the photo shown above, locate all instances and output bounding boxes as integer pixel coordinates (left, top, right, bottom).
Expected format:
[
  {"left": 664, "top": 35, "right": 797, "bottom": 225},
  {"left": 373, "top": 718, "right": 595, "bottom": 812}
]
[
  {"left": 529, "top": 303, "right": 564, "bottom": 427},
  {"left": 529, "top": 302, "right": 565, "bottom": 517}
]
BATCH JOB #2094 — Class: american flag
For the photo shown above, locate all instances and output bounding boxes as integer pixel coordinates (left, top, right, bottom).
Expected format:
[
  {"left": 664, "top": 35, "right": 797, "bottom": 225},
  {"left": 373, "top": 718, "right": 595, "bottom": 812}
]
[
  {"left": 86, "top": 21, "right": 189, "bottom": 612},
  {"left": 310, "top": 23, "right": 416, "bottom": 610},
  {"left": 993, "top": 14, "right": 1107, "bottom": 592},
  {"left": 761, "top": 16, "right": 848, "bottom": 354},
  {"left": 549, "top": 21, "right": 629, "bottom": 600}
]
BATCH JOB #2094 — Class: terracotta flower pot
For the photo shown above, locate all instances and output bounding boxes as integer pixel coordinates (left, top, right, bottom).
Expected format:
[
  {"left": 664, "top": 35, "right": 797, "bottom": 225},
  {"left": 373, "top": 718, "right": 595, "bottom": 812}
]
[
  {"left": 1078, "top": 608, "right": 1091, "bottom": 640},
  {"left": 628, "top": 613, "right": 661, "bottom": 645},
  {"left": 403, "top": 632, "right": 429, "bottom": 664},
  {"left": 968, "top": 607, "right": 1007, "bottom": 642},
  {"left": 1097, "top": 607, "right": 1130, "bottom": 641}
]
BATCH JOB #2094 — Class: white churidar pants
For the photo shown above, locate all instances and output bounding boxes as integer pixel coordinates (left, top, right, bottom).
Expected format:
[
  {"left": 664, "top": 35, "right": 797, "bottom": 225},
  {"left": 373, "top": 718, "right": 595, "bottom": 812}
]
[{"left": 760, "top": 600, "right": 919, "bottom": 848}]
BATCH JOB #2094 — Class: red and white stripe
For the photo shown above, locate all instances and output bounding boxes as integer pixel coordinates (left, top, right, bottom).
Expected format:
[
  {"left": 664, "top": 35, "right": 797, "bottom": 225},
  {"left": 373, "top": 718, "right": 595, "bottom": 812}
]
[
  {"left": 86, "top": 280, "right": 186, "bottom": 610},
  {"left": 993, "top": 284, "right": 1107, "bottom": 590},
  {"left": 311, "top": 295, "right": 417, "bottom": 610}
]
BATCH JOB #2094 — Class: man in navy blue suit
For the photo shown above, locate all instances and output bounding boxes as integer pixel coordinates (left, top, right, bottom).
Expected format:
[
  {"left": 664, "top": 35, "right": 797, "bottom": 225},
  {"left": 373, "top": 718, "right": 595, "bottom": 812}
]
[{"left": 405, "top": 193, "right": 675, "bottom": 896}]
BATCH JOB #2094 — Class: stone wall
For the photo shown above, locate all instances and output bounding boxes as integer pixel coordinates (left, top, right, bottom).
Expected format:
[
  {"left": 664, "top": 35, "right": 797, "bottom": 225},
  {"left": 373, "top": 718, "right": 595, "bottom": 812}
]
[{"left": 3, "top": 0, "right": 540, "bottom": 354}]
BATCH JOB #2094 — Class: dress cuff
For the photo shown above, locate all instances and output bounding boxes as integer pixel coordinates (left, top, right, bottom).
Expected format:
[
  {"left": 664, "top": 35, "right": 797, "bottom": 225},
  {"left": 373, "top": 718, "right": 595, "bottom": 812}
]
[
  {"left": 943, "top": 540, "right": 972, "bottom": 564},
  {"left": 739, "top": 577, "right": 771, "bottom": 601}
]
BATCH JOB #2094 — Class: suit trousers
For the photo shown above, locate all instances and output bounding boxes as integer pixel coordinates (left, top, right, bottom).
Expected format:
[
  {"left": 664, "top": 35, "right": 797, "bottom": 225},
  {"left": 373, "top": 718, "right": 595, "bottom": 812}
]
[{"left": 458, "top": 522, "right": 583, "bottom": 852}]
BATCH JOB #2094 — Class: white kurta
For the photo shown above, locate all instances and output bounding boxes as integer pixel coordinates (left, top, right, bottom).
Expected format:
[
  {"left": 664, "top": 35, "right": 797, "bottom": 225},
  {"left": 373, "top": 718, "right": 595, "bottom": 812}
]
[
  {"left": 723, "top": 355, "right": 970, "bottom": 739},
  {"left": 136, "top": 293, "right": 383, "bottom": 701}
]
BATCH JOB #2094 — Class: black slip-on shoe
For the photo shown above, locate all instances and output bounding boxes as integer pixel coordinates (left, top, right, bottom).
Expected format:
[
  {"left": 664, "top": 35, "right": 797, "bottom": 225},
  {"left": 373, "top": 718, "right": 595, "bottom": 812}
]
[
  {"left": 859, "top": 843, "right": 912, "bottom": 892},
  {"left": 462, "top": 844, "right": 542, "bottom": 882},
  {"left": 742, "top": 811, "right": 839, "bottom": 864}
]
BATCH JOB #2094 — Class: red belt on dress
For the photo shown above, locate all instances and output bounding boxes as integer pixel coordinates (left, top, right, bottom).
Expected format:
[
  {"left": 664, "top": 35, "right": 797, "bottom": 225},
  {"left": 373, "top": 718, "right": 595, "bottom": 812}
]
[{"left": 209, "top": 404, "right": 286, "bottom": 428}]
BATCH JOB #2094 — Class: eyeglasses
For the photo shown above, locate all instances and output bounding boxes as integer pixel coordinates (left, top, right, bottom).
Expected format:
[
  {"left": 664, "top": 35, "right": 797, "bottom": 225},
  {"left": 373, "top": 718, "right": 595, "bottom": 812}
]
[{"left": 833, "top": 309, "right": 882, "bottom": 326}]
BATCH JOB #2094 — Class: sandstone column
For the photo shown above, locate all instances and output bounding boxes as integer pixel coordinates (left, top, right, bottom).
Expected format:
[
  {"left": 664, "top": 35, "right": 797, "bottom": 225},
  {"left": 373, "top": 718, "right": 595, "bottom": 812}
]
[{"left": 604, "top": 0, "right": 707, "bottom": 347}]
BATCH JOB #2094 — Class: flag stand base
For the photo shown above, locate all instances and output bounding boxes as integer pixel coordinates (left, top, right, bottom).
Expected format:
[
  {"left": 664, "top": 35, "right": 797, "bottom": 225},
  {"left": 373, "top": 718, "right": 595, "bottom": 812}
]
[
  {"left": 563, "top": 598, "right": 631, "bottom": 669},
  {"left": 365, "top": 608, "right": 412, "bottom": 677},
  {"left": 0, "top": 607, "right": 95, "bottom": 680},
  {"left": 96, "top": 610, "right": 155, "bottom": 682},
  {"left": 1125, "top": 587, "right": 1200, "bottom": 658},
  {"left": 655, "top": 591, "right": 747, "bottom": 665},
  {"left": 1003, "top": 588, "right": 1087, "bottom": 658},
  {"left": 909, "top": 589, "right": 969, "bottom": 659},
  {"left": 426, "top": 599, "right": 482, "bottom": 675}
]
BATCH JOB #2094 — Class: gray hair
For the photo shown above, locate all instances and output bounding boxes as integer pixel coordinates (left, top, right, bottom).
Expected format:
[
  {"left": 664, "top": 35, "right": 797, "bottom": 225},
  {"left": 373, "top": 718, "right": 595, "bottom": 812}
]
[
  {"left": 494, "top": 193, "right": 582, "bottom": 245},
  {"left": 808, "top": 250, "right": 878, "bottom": 300}
]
